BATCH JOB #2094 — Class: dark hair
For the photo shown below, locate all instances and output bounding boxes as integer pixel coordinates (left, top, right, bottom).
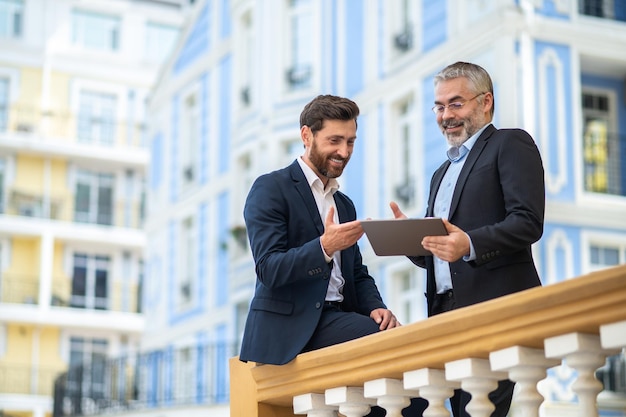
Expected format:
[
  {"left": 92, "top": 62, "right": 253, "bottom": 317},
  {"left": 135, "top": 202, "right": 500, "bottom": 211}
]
[
  {"left": 434, "top": 61, "right": 495, "bottom": 118},
  {"left": 299, "top": 95, "right": 360, "bottom": 135}
]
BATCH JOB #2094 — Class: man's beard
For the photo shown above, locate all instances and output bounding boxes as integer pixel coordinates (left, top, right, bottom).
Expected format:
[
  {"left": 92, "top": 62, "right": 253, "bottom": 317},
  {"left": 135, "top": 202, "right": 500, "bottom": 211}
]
[
  {"left": 440, "top": 117, "right": 480, "bottom": 147},
  {"left": 309, "top": 139, "right": 349, "bottom": 179}
]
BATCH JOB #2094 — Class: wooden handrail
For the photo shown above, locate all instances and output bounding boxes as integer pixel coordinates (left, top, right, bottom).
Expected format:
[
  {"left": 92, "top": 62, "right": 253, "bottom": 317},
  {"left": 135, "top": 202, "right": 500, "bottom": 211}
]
[{"left": 229, "top": 264, "right": 626, "bottom": 416}]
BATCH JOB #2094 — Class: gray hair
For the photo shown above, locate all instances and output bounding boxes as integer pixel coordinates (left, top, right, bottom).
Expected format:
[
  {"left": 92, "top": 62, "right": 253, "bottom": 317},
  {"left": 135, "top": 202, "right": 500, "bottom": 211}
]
[{"left": 434, "top": 62, "right": 494, "bottom": 118}]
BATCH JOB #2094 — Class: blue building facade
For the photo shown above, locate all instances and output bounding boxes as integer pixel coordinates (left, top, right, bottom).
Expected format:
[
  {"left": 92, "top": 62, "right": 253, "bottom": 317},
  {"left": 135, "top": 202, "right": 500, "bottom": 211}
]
[{"left": 116, "top": 0, "right": 626, "bottom": 415}]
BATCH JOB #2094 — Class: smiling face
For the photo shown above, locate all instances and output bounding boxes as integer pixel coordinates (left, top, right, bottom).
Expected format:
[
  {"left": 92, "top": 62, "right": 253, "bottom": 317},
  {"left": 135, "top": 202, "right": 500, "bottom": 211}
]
[
  {"left": 301, "top": 119, "right": 356, "bottom": 185},
  {"left": 434, "top": 77, "right": 493, "bottom": 147}
]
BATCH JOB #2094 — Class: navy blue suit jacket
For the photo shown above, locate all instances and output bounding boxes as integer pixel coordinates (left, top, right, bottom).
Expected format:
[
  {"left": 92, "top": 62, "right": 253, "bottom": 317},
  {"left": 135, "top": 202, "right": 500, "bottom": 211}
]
[
  {"left": 239, "top": 160, "right": 386, "bottom": 365},
  {"left": 413, "top": 124, "right": 545, "bottom": 316}
]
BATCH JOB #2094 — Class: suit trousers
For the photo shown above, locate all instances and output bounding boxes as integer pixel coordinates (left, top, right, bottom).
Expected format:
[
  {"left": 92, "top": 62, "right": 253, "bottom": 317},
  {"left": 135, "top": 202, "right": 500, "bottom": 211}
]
[{"left": 432, "top": 290, "right": 515, "bottom": 417}]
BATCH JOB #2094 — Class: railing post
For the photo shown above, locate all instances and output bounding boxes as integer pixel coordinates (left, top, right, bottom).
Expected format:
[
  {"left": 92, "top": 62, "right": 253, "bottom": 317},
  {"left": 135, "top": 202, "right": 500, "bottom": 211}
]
[
  {"left": 404, "top": 368, "right": 459, "bottom": 417},
  {"left": 445, "top": 358, "right": 507, "bottom": 417},
  {"left": 544, "top": 333, "right": 616, "bottom": 417},
  {"left": 490, "top": 346, "right": 559, "bottom": 417}
]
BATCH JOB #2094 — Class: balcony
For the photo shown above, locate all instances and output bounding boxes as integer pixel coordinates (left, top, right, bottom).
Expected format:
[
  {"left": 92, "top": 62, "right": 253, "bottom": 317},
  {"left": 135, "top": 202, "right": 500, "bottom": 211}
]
[
  {"left": 0, "top": 104, "right": 147, "bottom": 151},
  {"left": 583, "top": 131, "right": 626, "bottom": 196},
  {"left": 230, "top": 264, "right": 626, "bottom": 416},
  {"left": 0, "top": 364, "right": 62, "bottom": 397}
]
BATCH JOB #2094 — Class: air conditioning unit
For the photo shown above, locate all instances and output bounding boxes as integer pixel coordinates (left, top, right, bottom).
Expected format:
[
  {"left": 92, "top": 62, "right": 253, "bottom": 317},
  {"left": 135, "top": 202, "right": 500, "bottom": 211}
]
[
  {"left": 183, "top": 165, "right": 194, "bottom": 182},
  {"left": 286, "top": 65, "right": 312, "bottom": 87},
  {"left": 394, "top": 180, "right": 415, "bottom": 205},
  {"left": 16, "top": 122, "right": 34, "bottom": 133},
  {"left": 241, "top": 85, "right": 250, "bottom": 105},
  {"left": 394, "top": 29, "right": 413, "bottom": 52}
]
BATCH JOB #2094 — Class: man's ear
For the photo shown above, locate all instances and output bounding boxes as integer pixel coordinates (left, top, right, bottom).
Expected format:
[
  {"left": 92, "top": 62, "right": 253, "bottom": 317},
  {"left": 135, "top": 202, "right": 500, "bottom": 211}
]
[{"left": 301, "top": 125, "right": 311, "bottom": 146}]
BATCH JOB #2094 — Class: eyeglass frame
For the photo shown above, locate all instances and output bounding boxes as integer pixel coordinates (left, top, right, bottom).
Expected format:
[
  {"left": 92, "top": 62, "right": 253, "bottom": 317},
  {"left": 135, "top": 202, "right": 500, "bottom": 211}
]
[{"left": 431, "top": 92, "right": 487, "bottom": 115}]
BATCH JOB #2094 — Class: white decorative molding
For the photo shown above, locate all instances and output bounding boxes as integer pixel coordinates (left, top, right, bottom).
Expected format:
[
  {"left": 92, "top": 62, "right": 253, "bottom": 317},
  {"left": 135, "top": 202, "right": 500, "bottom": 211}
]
[
  {"left": 545, "top": 229, "right": 574, "bottom": 284},
  {"left": 538, "top": 47, "right": 568, "bottom": 195}
]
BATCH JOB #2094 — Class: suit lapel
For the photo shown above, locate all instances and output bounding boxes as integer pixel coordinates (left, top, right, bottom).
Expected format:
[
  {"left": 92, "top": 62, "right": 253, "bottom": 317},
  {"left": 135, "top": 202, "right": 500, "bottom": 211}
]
[
  {"left": 289, "top": 161, "right": 325, "bottom": 235},
  {"left": 428, "top": 162, "right": 450, "bottom": 216},
  {"left": 448, "top": 124, "right": 496, "bottom": 219}
]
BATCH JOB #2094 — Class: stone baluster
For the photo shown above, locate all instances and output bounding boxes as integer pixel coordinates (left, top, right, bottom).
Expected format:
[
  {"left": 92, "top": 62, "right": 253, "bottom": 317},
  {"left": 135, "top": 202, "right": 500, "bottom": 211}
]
[
  {"left": 404, "top": 368, "right": 460, "bottom": 417},
  {"left": 600, "top": 320, "right": 626, "bottom": 350},
  {"left": 544, "top": 332, "right": 617, "bottom": 417},
  {"left": 490, "top": 346, "right": 560, "bottom": 417},
  {"left": 293, "top": 392, "right": 338, "bottom": 417},
  {"left": 363, "top": 378, "right": 418, "bottom": 417},
  {"left": 445, "top": 358, "right": 507, "bottom": 417},
  {"left": 325, "top": 386, "right": 376, "bottom": 417}
]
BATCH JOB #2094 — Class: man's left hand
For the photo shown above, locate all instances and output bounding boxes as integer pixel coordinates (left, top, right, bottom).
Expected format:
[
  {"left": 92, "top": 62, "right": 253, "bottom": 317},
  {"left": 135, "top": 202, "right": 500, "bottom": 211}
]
[
  {"left": 421, "top": 219, "right": 470, "bottom": 262},
  {"left": 370, "top": 308, "right": 401, "bottom": 330}
]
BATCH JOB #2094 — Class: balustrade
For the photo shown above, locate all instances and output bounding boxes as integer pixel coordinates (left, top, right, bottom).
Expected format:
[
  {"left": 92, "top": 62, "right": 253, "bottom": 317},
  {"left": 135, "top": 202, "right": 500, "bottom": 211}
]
[{"left": 230, "top": 264, "right": 626, "bottom": 417}]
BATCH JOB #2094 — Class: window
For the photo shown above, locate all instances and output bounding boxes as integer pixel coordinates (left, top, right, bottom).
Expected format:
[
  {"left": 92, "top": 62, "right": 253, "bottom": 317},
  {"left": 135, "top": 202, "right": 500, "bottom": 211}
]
[
  {"left": 180, "top": 92, "right": 200, "bottom": 188},
  {"left": 391, "top": 97, "right": 418, "bottom": 208},
  {"left": 74, "top": 170, "right": 114, "bottom": 226},
  {"left": 70, "top": 253, "right": 110, "bottom": 310},
  {"left": 67, "top": 337, "right": 109, "bottom": 400},
  {"left": 239, "top": 10, "right": 254, "bottom": 107},
  {"left": 393, "top": 269, "right": 423, "bottom": 324},
  {"left": 178, "top": 216, "right": 196, "bottom": 309},
  {"left": 72, "top": 9, "right": 120, "bottom": 51},
  {"left": 582, "top": 91, "right": 622, "bottom": 196},
  {"left": 392, "top": 0, "right": 415, "bottom": 52},
  {"left": 145, "top": 22, "right": 179, "bottom": 63},
  {"left": 0, "top": 0, "right": 23, "bottom": 38},
  {"left": 590, "top": 244, "right": 624, "bottom": 271},
  {"left": 580, "top": 0, "right": 615, "bottom": 18},
  {"left": 285, "top": 0, "right": 312, "bottom": 89},
  {"left": 0, "top": 77, "right": 8, "bottom": 132},
  {"left": 77, "top": 90, "right": 117, "bottom": 145}
]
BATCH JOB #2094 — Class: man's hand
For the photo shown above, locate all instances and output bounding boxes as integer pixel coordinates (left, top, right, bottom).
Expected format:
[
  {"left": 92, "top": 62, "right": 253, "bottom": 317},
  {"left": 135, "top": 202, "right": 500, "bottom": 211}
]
[
  {"left": 370, "top": 308, "right": 401, "bottom": 330},
  {"left": 389, "top": 201, "right": 407, "bottom": 219},
  {"left": 320, "top": 207, "right": 364, "bottom": 256},
  {"left": 421, "top": 219, "right": 470, "bottom": 262}
]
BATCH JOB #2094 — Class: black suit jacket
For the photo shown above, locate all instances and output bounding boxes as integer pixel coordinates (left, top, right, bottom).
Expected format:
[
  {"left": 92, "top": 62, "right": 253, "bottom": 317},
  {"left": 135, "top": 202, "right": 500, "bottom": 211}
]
[
  {"left": 239, "top": 160, "right": 386, "bottom": 365},
  {"left": 414, "top": 124, "right": 545, "bottom": 316}
]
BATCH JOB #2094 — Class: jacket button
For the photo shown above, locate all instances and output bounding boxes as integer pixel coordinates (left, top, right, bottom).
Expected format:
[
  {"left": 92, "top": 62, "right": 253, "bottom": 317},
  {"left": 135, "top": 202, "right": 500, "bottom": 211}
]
[{"left": 315, "top": 302, "right": 321, "bottom": 309}]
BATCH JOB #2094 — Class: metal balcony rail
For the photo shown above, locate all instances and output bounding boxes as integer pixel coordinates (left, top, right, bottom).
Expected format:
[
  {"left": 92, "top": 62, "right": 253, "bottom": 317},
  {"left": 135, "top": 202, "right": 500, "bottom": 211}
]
[
  {"left": 0, "top": 273, "right": 40, "bottom": 304},
  {"left": 52, "top": 342, "right": 239, "bottom": 417},
  {"left": 229, "top": 264, "right": 626, "bottom": 417}
]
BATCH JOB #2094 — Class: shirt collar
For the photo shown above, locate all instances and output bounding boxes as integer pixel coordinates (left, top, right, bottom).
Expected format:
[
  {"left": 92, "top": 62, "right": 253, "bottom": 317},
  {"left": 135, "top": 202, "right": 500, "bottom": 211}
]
[
  {"left": 446, "top": 123, "right": 489, "bottom": 162},
  {"left": 296, "top": 157, "right": 340, "bottom": 193}
]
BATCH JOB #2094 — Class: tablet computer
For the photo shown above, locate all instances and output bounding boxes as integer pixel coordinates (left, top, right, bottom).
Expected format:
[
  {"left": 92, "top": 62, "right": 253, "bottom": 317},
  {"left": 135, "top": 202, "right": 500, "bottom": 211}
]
[{"left": 361, "top": 218, "right": 447, "bottom": 256}]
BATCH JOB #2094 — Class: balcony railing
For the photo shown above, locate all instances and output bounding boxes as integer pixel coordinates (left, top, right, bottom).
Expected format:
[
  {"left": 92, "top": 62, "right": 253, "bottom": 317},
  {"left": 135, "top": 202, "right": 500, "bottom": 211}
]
[
  {"left": 52, "top": 342, "right": 238, "bottom": 416},
  {"left": 0, "top": 364, "right": 64, "bottom": 396},
  {"left": 0, "top": 104, "right": 147, "bottom": 149},
  {"left": 230, "top": 264, "right": 626, "bottom": 417},
  {"left": 0, "top": 274, "right": 141, "bottom": 313}
]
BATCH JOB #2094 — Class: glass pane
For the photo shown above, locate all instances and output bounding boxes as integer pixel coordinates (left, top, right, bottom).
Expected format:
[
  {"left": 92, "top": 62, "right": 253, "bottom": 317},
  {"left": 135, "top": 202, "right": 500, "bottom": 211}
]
[
  {"left": 0, "top": 78, "right": 8, "bottom": 131},
  {"left": 71, "top": 255, "right": 88, "bottom": 308},
  {"left": 97, "top": 182, "right": 113, "bottom": 225}
]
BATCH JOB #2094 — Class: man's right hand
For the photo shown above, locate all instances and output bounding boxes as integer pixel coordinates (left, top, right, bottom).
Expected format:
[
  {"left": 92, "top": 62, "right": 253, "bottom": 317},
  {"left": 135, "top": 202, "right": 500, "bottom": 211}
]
[
  {"left": 320, "top": 207, "right": 364, "bottom": 256},
  {"left": 389, "top": 201, "right": 407, "bottom": 219}
]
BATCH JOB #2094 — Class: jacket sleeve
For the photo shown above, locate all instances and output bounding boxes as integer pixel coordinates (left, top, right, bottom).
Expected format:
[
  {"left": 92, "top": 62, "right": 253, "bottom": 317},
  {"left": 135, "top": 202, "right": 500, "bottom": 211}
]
[{"left": 244, "top": 173, "right": 332, "bottom": 289}]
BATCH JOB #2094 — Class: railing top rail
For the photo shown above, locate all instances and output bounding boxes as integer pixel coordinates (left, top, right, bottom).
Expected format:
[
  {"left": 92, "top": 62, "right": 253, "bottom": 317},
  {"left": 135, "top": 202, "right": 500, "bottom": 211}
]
[{"left": 232, "top": 264, "right": 626, "bottom": 409}]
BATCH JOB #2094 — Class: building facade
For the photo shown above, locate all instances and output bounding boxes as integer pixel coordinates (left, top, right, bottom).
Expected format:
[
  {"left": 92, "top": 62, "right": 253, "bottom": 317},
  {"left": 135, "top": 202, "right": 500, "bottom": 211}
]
[
  {"left": 0, "top": 1, "right": 182, "bottom": 416},
  {"left": 45, "top": 0, "right": 626, "bottom": 416}
]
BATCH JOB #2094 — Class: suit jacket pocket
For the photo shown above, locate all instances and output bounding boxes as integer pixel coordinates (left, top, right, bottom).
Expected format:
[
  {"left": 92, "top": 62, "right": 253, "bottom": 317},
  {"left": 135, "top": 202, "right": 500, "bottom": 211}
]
[{"left": 250, "top": 297, "right": 294, "bottom": 315}]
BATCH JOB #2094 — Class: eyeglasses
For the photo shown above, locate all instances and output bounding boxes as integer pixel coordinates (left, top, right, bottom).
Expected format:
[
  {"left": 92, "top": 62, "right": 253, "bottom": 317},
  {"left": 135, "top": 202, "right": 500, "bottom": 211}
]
[{"left": 431, "top": 92, "right": 486, "bottom": 115}]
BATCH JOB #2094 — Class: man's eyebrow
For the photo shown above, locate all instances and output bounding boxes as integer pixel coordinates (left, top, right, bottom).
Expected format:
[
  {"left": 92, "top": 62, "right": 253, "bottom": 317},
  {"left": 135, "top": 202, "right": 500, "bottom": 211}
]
[{"left": 434, "top": 95, "right": 464, "bottom": 104}]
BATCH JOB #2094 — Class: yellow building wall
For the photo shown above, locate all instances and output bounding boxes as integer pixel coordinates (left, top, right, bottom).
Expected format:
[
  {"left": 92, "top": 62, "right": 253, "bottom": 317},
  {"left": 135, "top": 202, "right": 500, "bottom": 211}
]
[
  {"left": 49, "top": 158, "right": 72, "bottom": 221},
  {"left": 3, "top": 237, "right": 40, "bottom": 304},
  {"left": 0, "top": 324, "right": 34, "bottom": 394},
  {"left": 52, "top": 241, "right": 71, "bottom": 306},
  {"left": 47, "top": 71, "right": 72, "bottom": 140},
  {"left": 38, "top": 327, "right": 66, "bottom": 396},
  {"left": 13, "top": 154, "right": 44, "bottom": 194}
]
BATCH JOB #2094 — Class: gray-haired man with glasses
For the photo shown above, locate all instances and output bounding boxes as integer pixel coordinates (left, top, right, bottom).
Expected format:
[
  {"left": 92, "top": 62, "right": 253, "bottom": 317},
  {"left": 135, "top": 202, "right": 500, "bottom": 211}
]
[{"left": 392, "top": 61, "right": 545, "bottom": 417}]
